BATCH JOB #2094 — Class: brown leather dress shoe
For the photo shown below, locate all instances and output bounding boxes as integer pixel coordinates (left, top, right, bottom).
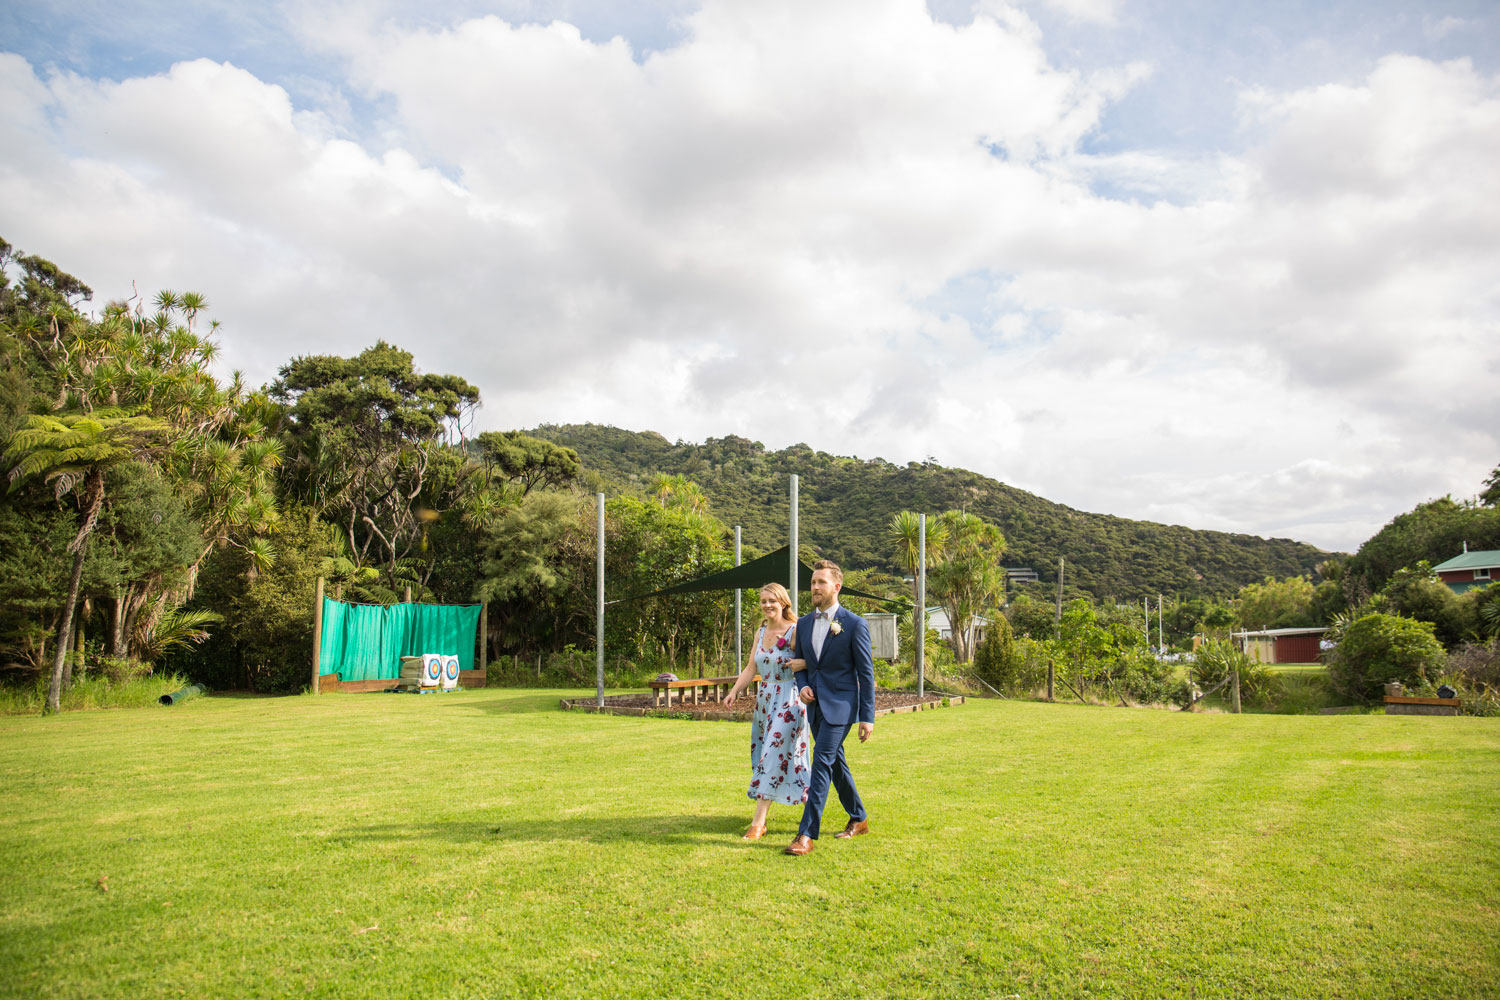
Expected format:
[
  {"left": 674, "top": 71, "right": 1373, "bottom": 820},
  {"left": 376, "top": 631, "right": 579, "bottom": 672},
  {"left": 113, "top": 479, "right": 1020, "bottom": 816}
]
[
  {"left": 834, "top": 820, "right": 869, "bottom": 839},
  {"left": 742, "top": 824, "right": 766, "bottom": 840},
  {"left": 783, "top": 835, "right": 814, "bottom": 856}
]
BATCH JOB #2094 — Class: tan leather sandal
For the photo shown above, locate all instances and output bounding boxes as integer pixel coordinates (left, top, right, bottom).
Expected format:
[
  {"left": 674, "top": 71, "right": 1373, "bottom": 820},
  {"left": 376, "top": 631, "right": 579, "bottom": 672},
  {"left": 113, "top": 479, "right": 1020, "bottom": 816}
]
[{"left": 742, "top": 824, "right": 767, "bottom": 840}]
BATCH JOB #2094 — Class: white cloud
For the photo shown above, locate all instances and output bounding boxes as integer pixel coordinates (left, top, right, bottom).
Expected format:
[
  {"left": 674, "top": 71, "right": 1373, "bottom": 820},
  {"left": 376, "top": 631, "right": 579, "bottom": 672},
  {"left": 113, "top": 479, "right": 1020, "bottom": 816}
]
[{"left": 1, "top": 3, "right": 1497, "bottom": 556}]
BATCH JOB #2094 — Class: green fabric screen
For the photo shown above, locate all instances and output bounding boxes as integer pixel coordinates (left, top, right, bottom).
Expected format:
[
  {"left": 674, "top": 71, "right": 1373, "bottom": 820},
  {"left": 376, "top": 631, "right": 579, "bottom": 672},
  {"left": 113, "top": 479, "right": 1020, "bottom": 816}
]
[{"left": 317, "top": 599, "right": 483, "bottom": 681}]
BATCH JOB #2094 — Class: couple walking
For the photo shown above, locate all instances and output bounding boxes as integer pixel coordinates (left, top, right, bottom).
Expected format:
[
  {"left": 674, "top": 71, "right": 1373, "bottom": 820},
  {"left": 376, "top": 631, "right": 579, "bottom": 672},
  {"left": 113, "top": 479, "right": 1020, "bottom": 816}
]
[{"left": 724, "top": 560, "right": 874, "bottom": 856}]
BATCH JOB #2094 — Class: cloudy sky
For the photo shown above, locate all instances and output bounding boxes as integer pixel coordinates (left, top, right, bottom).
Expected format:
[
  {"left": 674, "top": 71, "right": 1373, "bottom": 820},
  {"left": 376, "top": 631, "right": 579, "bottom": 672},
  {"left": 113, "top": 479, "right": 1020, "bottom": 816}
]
[{"left": 3, "top": 0, "right": 1498, "bottom": 553}]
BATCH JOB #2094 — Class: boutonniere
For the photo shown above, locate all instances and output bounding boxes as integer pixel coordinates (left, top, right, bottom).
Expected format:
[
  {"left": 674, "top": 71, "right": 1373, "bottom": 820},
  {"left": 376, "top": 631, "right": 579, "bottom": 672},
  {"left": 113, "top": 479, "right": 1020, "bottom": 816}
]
[{"left": 829, "top": 619, "right": 843, "bottom": 635}]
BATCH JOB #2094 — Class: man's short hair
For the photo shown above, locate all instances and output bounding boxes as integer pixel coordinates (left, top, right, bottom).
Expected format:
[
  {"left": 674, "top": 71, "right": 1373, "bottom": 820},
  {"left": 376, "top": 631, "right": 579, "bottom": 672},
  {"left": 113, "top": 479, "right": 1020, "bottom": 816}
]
[{"left": 812, "top": 559, "right": 843, "bottom": 584}]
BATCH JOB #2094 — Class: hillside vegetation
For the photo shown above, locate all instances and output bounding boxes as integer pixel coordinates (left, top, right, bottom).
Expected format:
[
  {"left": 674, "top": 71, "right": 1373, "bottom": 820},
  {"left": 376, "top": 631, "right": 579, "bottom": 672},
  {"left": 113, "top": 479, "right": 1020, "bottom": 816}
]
[{"left": 529, "top": 424, "right": 1330, "bottom": 601}]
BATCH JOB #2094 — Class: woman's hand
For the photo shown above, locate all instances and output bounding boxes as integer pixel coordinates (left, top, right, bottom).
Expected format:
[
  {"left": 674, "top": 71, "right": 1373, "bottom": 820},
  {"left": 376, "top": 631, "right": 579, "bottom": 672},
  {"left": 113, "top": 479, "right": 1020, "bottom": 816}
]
[
  {"left": 786, "top": 658, "right": 806, "bottom": 671},
  {"left": 724, "top": 687, "right": 741, "bottom": 708}
]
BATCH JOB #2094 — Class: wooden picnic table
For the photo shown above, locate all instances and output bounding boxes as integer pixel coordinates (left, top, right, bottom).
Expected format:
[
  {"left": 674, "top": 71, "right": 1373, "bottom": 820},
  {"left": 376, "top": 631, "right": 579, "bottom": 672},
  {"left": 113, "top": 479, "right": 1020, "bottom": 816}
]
[{"left": 648, "top": 674, "right": 761, "bottom": 708}]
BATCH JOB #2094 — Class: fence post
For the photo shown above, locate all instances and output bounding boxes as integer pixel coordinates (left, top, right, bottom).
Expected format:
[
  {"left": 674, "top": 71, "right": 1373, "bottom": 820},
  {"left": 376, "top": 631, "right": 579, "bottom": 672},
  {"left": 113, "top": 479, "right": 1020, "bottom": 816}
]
[
  {"left": 479, "top": 602, "right": 488, "bottom": 675},
  {"left": 311, "top": 577, "right": 324, "bottom": 694},
  {"left": 1231, "top": 669, "right": 1242, "bottom": 714}
]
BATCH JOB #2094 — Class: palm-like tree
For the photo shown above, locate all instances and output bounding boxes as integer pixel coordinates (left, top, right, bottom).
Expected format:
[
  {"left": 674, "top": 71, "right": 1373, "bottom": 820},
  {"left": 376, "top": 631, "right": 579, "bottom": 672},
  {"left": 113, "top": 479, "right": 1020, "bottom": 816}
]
[
  {"left": 6, "top": 409, "right": 172, "bottom": 712},
  {"left": 888, "top": 509, "right": 948, "bottom": 638},
  {"left": 924, "top": 510, "right": 1006, "bottom": 664}
]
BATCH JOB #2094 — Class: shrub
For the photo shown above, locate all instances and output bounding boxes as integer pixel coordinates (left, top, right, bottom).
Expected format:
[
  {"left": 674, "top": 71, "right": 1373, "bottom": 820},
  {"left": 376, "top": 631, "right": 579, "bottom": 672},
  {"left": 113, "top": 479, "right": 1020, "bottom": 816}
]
[
  {"left": 1190, "top": 639, "right": 1282, "bottom": 706},
  {"left": 971, "top": 621, "right": 1049, "bottom": 696},
  {"left": 1441, "top": 638, "right": 1500, "bottom": 717},
  {"left": 1327, "top": 613, "right": 1446, "bottom": 702}
]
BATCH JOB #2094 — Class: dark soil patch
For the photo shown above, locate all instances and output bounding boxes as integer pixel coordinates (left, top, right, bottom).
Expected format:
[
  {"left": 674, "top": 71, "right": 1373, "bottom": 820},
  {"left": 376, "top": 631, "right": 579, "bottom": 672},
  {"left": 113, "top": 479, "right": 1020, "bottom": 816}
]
[{"left": 559, "top": 690, "right": 963, "bottom": 721}]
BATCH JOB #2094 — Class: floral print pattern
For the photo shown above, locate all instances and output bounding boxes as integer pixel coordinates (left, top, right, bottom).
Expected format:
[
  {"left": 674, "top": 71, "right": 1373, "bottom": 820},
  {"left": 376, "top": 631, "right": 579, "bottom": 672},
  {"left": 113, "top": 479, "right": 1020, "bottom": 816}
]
[{"left": 747, "top": 624, "right": 811, "bottom": 805}]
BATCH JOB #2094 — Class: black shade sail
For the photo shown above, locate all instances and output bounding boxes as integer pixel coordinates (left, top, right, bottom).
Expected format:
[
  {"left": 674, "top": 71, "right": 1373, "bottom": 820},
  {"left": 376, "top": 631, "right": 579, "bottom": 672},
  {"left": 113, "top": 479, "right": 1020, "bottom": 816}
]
[{"left": 616, "top": 544, "right": 906, "bottom": 606}]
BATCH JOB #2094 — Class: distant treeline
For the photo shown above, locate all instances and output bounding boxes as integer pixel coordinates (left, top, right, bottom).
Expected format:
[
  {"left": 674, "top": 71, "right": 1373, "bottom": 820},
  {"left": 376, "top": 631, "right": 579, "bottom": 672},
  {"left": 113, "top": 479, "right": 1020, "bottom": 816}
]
[{"left": 528, "top": 423, "right": 1332, "bottom": 601}]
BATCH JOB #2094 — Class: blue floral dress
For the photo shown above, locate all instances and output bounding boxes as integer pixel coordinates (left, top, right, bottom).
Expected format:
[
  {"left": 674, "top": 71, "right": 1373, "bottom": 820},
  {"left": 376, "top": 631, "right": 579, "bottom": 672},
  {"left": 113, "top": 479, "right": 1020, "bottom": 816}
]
[{"left": 747, "top": 624, "right": 811, "bottom": 805}]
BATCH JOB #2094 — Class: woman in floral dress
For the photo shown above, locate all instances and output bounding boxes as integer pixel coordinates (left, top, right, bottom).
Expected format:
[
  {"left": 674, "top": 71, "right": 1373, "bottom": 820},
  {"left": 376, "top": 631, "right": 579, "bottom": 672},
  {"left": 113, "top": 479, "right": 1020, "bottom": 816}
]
[{"left": 724, "top": 583, "right": 811, "bottom": 840}]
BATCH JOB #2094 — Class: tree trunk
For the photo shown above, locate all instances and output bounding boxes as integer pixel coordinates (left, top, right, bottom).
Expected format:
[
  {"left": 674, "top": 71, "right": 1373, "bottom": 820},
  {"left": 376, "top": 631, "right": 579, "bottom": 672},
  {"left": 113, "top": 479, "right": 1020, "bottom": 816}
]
[
  {"left": 48, "top": 470, "right": 105, "bottom": 713},
  {"left": 109, "top": 589, "right": 126, "bottom": 658},
  {"left": 48, "top": 545, "right": 86, "bottom": 712}
]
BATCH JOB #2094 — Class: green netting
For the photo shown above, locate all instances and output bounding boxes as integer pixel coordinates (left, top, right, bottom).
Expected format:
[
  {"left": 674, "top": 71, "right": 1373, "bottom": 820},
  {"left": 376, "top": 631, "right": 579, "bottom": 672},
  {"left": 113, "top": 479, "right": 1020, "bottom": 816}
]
[{"left": 317, "top": 599, "right": 482, "bottom": 680}]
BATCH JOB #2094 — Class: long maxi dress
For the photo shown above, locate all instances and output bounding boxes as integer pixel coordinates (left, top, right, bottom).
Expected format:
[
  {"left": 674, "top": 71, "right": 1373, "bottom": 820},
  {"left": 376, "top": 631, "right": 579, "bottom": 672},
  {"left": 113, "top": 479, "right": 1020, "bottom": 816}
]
[{"left": 747, "top": 624, "right": 812, "bottom": 805}]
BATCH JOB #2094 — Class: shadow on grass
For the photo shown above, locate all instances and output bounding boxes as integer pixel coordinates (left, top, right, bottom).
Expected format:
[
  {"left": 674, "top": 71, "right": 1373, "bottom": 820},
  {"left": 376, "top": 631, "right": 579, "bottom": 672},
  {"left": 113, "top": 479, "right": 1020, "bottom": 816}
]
[
  {"left": 334, "top": 813, "right": 747, "bottom": 846},
  {"left": 428, "top": 692, "right": 568, "bottom": 715}
]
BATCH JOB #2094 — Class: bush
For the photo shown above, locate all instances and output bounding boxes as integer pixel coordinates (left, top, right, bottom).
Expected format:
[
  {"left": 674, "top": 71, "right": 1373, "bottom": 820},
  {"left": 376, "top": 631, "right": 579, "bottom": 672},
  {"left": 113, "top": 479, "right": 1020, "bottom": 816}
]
[
  {"left": 1441, "top": 638, "right": 1500, "bottom": 717},
  {"left": 1116, "top": 649, "right": 1182, "bottom": 706},
  {"left": 1190, "top": 639, "right": 1283, "bottom": 707},
  {"left": 1327, "top": 613, "right": 1446, "bottom": 703},
  {"left": 971, "top": 620, "right": 1049, "bottom": 696}
]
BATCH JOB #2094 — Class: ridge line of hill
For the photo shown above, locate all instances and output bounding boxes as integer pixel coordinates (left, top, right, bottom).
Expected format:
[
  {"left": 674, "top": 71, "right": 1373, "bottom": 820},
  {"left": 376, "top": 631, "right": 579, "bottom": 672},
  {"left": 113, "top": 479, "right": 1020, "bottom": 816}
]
[{"left": 526, "top": 423, "right": 1331, "bottom": 601}]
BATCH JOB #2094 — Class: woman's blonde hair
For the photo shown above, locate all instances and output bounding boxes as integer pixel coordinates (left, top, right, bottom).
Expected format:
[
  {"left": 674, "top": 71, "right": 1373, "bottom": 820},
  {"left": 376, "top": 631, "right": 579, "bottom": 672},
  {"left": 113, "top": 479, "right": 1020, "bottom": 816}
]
[{"left": 759, "top": 582, "right": 795, "bottom": 623}]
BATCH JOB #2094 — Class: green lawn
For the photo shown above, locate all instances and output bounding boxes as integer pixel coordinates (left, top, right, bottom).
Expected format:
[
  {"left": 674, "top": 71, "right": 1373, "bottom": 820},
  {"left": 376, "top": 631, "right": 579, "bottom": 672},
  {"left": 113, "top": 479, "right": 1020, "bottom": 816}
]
[{"left": 2, "top": 689, "right": 1497, "bottom": 999}]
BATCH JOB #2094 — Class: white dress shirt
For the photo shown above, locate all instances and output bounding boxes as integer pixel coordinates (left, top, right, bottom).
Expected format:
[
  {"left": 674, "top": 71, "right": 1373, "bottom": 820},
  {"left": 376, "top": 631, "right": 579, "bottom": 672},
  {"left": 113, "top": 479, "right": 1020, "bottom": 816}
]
[{"left": 812, "top": 602, "right": 840, "bottom": 659}]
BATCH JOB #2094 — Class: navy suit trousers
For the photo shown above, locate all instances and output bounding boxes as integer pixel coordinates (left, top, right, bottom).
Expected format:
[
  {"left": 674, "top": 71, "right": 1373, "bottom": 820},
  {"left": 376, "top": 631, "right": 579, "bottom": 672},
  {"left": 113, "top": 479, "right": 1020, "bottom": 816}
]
[{"left": 797, "top": 710, "right": 866, "bottom": 840}]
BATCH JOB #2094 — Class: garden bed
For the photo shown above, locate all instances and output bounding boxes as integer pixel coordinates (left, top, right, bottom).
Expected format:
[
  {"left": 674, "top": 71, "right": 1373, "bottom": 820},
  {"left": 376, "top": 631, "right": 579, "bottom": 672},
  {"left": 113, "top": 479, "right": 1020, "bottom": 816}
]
[{"left": 560, "top": 689, "right": 963, "bottom": 720}]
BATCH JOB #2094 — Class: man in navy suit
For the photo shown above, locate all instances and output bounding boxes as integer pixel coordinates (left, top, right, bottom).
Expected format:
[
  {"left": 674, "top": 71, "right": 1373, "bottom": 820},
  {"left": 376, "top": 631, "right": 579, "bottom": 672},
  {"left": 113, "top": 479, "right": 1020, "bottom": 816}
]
[{"left": 785, "top": 559, "right": 874, "bottom": 856}]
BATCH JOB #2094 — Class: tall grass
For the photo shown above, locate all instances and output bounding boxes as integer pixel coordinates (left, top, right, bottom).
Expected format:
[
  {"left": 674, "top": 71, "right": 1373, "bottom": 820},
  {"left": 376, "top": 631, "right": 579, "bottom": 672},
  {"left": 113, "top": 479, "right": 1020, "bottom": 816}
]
[{"left": 0, "top": 671, "right": 189, "bottom": 715}]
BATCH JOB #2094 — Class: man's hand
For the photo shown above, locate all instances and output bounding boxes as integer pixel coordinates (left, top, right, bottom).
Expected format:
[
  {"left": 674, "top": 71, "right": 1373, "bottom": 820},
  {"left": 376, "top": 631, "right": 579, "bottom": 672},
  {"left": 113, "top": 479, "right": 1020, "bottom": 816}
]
[
  {"left": 800, "top": 687, "right": 816, "bottom": 704},
  {"left": 858, "top": 722, "right": 873, "bottom": 742}
]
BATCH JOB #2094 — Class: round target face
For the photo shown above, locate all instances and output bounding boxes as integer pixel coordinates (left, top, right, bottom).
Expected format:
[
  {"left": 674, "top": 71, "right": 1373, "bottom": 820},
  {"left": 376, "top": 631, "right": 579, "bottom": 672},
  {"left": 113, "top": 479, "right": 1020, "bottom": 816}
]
[
  {"left": 444, "top": 658, "right": 460, "bottom": 680},
  {"left": 424, "top": 655, "right": 443, "bottom": 681}
]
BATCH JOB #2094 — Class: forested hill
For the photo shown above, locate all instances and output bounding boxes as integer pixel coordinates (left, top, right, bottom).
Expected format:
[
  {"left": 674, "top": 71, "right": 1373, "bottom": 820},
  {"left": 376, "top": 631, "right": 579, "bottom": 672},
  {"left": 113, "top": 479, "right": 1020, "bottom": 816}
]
[{"left": 527, "top": 424, "right": 1332, "bottom": 601}]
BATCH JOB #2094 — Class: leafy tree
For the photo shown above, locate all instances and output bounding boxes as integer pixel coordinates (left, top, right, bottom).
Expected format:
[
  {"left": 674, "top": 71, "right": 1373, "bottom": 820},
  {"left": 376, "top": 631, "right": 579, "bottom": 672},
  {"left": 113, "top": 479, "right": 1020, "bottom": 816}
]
[
  {"left": 1004, "top": 593, "right": 1057, "bottom": 640},
  {"left": 475, "top": 490, "right": 596, "bottom": 653},
  {"left": 1467, "top": 583, "right": 1500, "bottom": 639},
  {"left": 1234, "top": 575, "right": 1315, "bottom": 630},
  {"left": 272, "top": 342, "right": 480, "bottom": 594},
  {"left": 472, "top": 431, "right": 579, "bottom": 499},
  {"left": 1345, "top": 497, "right": 1500, "bottom": 599},
  {"left": 1374, "top": 563, "right": 1471, "bottom": 648},
  {"left": 1481, "top": 463, "right": 1500, "bottom": 507},
  {"left": 6, "top": 409, "right": 174, "bottom": 711},
  {"left": 1327, "top": 613, "right": 1446, "bottom": 702},
  {"left": 604, "top": 493, "right": 731, "bottom": 668}
]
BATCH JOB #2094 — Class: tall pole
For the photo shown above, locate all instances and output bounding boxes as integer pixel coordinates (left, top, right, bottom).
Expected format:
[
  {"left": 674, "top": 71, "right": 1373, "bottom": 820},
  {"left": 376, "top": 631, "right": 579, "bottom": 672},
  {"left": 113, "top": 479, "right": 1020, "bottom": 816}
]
[
  {"left": 734, "top": 526, "right": 743, "bottom": 670},
  {"left": 479, "top": 601, "right": 489, "bottom": 675},
  {"left": 311, "top": 576, "right": 325, "bottom": 695},
  {"left": 789, "top": 475, "right": 799, "bottom": 613},
  {"left": 1050, "top": 557, "right": 1063, "bottom": 702},
  {"left": 596, "top": 492, "right": 605, "bottom": 708},
  {"left": 1158, "top": 593, "right": 1164, "bottom": 652},
  {"left": 917, "top": 513, "right": 926, "bottom": 700}
]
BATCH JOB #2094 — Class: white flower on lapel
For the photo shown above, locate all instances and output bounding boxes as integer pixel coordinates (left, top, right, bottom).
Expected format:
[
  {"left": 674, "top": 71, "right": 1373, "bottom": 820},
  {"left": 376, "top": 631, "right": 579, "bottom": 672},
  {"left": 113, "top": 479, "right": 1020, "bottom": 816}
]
[{"left": 829, "top": 619, "right": 843, "bottom": 635}]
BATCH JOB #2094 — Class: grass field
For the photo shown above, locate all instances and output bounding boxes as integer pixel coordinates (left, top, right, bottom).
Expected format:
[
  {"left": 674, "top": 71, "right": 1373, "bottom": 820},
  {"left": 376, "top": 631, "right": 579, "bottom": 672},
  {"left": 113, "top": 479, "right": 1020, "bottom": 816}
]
[{"left": 2, "top": 689, "right": 1497, "bottom": 999}]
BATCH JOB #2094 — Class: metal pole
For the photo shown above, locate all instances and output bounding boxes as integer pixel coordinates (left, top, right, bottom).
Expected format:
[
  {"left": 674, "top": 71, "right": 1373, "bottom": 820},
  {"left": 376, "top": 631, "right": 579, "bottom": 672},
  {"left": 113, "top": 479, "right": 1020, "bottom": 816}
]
[
  {"left": 1050, "top": 558, "right": 1063, "bottom": 702},
  {"left": 917, "top": 514, "right": 926, "bottom": 700},
  {"left": 789, "top": 475, "right": 799, "bottom": 613},
  {"left": 311, "top": 576, "right": 324, "bottom": 695},
  {"left": 596, "top": 492, "right": 605, "bottom": 708},
  {"left": 734, "top": 526, "right": 743, "bottom": 669},
  {"left": 1158, "top": 593, "right": 1164, "bottom": 652}
]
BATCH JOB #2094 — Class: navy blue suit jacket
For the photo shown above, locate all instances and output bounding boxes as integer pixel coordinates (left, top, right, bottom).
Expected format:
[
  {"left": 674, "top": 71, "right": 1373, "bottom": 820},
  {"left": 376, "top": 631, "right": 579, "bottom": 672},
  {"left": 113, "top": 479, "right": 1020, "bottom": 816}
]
[{"left": 793, "top": 607, "right": 876, "bottom": 726}]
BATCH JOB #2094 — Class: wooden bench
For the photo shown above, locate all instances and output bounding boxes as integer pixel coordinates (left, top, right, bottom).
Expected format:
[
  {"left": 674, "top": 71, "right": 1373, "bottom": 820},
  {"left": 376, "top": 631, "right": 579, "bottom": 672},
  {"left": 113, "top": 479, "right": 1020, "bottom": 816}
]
[{"left": 648, "top": 675, "right": 760, "bottom": 708}]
